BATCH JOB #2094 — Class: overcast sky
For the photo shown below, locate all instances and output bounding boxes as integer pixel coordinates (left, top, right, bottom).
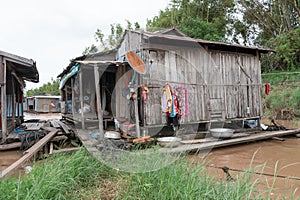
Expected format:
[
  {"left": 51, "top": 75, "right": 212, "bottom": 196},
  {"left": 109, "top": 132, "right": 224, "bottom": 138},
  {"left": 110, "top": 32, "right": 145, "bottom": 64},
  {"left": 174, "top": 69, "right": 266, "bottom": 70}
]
[{"left": 0, "top": 0, "right": 170, "bottom": 90}]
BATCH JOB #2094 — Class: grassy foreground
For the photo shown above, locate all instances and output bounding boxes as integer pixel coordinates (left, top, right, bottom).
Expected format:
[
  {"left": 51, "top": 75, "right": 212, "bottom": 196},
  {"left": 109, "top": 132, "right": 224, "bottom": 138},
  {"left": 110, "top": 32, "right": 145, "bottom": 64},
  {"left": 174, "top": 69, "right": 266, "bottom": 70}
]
[{"left": 0, "top": 148, "right": 289, "bottom": 200}]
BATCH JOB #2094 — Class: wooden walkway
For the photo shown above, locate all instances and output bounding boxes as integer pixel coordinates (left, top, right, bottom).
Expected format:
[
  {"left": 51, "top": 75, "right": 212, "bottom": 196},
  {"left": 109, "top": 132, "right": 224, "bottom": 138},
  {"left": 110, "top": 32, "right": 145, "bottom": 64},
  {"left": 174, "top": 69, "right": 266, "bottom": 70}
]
[
  {"left": 76, "top": 129, "right": 100, "bottom": 157},
  {"left": 160, "top": 128, "right": 300, "bottom": 153}
]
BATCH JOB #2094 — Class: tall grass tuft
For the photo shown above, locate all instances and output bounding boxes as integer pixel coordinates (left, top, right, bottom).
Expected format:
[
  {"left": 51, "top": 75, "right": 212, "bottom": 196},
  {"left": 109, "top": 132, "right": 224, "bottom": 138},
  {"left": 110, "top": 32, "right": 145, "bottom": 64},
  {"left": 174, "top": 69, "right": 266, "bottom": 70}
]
[
  {"left": 117, "top": 157, "right": 266, "bottom": 200},
  {"left": 0, "top": 148, "right": 116, "bottom": 200}
]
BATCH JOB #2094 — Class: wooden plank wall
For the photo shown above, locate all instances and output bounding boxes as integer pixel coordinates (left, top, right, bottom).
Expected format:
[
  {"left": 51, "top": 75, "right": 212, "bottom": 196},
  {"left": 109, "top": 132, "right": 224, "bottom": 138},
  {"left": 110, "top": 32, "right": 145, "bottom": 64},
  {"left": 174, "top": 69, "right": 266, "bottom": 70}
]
[
  {"left": 209, "top": 51, "right": 262, "bottom": 119},
  {"left": 142, "top": 47, "right": 210, "bottom": 126},
  {"left": 116, "top": 31, "right": 262, "bottom": 127}
]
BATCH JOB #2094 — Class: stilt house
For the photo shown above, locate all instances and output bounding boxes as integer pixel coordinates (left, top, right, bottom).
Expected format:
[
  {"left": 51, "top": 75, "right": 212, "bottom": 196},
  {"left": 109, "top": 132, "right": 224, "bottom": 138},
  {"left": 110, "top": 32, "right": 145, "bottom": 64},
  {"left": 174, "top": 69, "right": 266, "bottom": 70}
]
[
  {"left": 0, "top": 50, "right": 39, "bottom": 142},
  {"left": 58, "top": 28, "right": 269, "bottom": 137}
]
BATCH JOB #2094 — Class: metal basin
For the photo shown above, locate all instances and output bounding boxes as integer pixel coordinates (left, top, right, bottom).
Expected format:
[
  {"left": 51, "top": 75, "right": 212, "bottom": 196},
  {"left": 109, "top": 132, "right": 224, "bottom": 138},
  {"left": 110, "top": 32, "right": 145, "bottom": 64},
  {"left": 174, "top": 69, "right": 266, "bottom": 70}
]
[
  {"left": 210, "top": 128, "right": 234, "bottom": 138},
  {"left": 157, "top": 137, "right": 182, "bottom": 148},
  {"left": 104, "top": 131, "right": 121, "bottom": 139}
]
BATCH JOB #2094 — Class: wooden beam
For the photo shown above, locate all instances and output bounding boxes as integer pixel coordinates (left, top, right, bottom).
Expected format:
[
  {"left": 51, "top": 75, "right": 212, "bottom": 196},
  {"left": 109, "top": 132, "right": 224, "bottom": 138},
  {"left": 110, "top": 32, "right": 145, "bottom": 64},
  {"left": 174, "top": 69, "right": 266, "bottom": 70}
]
[
  {"left": 12, "top": 75, "right": 15, "bottom": 130},
  {"left": 161, "top": 129, "right": 300, "bottom": 153},
  {"left": 1, "top": 129, "right": 58, "bottom": 178},
  {"left": 134, "top": 96, "right": 140, "bottom": 138},
  {"left": 79, "top": 69, "right": 85, "bottom": 129},
  {"left": 55, "top": 120, "right": 70, "bottom": 134},
  {"left": 49, "top": 142, "right": 53, "bottom": 154},
  {"left": 52, "top": 147, "right": 80, "bottom": 154},
  {"left": 71, "top": 78, "right": 75, "bottom": 117},
  {"left": 0, "top": 142, "right": 21, "bottom": 151},
  {"left": 1, "top": 59, "right": 7, "bottom": 143},
  {"left": 94, "top": 66, "right": 104, "bottom": 140}
]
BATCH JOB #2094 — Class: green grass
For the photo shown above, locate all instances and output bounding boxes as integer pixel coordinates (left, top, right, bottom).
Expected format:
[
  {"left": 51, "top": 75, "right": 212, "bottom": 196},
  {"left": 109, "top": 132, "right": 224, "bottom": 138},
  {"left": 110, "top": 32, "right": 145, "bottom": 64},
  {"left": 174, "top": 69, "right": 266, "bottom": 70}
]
[
  {"left": 262, "top": 70, "right": 300, "bottom": 119},
  {"left": 0, "top": 148, "right": 115, "bottom": 200},
  {"left": 1, "top": 148, "right": 296, "bottom": 200}
]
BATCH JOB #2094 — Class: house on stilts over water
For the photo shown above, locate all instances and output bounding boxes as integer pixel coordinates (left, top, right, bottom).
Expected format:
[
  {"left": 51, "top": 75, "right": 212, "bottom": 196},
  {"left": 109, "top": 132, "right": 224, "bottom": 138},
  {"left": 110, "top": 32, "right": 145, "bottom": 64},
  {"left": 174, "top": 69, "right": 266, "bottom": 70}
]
[
  {"left": 0, "top": 50, "right": 39, "bottom": 143},
  {"left": 58, "top": 27, "right": 270, "bottom": 138}
]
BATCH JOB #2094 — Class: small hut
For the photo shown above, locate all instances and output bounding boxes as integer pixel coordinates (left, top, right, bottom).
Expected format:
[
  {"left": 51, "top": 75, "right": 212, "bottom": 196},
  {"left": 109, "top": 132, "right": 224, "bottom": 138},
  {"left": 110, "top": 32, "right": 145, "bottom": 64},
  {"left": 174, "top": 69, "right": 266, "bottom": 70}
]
[
  {"left": 0, "top": 50, "right": 39, "bottom": 142},
  {"left": 24, "top": 95, "right": 61, "bottom": 113},
  {"left": 58, "top": 28, "right": 270, "bottom": 137}
]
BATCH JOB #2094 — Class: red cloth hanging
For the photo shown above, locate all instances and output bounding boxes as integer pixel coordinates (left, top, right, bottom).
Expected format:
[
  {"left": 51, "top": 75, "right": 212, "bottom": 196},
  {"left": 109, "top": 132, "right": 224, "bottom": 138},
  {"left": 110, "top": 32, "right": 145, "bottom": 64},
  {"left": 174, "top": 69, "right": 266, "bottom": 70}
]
[{"left": 265, "top": 82, "right": 271, "bottom": 95}]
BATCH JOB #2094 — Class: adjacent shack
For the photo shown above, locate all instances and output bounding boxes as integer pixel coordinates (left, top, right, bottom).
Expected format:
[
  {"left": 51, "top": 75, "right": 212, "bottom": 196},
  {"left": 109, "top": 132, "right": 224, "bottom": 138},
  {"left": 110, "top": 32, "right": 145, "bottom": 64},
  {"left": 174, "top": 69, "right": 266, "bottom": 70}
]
[
  {"left": 24, "top": 95, "right": 60, "bottom": 113},
  {"left": 58, "top": 28, "right": 270, "bottom": 137},
  {"left": 0, "top": 50, "right": 39, "bottom": 142}
]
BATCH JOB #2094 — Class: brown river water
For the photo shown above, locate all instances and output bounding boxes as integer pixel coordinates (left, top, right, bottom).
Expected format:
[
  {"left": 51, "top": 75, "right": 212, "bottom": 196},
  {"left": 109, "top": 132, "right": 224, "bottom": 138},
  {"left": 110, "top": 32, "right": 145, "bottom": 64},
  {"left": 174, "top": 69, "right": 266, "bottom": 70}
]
[{"left": 190, "top": 120, "right": 300, "bottom": 199}]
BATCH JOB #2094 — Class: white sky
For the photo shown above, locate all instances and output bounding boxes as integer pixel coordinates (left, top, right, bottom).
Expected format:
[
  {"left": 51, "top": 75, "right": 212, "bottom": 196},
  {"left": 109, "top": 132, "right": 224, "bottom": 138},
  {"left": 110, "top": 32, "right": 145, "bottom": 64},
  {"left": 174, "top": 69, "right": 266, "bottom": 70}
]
[{"left": 0, "top": 0, "right": 170, "bottom": 90}]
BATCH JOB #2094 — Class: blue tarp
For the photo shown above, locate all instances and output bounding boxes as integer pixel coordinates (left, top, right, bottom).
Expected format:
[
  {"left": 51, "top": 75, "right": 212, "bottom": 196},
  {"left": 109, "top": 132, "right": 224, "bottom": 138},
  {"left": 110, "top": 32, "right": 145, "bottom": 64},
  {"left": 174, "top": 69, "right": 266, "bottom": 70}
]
[{"left": 59, "top": 63, "right": 80, "bottom": 90}]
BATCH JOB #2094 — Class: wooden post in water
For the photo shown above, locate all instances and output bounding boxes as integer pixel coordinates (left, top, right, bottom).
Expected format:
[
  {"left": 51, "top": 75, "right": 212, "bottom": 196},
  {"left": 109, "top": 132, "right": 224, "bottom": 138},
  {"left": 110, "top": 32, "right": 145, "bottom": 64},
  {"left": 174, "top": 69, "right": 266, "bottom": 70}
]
[{"left": 94, "top": 66, "right": 104, "bottom": 140}]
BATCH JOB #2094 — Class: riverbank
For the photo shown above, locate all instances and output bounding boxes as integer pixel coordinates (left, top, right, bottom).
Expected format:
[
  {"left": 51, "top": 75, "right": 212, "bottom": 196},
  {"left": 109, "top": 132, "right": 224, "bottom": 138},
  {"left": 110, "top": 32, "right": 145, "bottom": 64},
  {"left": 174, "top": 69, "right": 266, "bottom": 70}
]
[{"left": 2, "top": 148, "right": 290, "bottom": 200}]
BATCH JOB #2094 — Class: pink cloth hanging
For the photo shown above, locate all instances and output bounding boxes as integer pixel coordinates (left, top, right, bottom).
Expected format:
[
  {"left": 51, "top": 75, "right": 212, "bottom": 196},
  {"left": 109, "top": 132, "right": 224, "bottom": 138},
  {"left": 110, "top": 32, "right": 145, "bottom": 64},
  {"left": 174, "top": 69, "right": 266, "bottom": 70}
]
[{"left": 184, "top": 88, "right": 189, "bottom": 116}]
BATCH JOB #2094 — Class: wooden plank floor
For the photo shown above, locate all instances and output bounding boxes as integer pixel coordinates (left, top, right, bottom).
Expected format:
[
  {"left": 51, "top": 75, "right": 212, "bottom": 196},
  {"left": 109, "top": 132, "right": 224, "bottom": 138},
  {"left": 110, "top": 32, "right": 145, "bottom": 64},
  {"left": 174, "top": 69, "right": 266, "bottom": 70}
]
[{"left": 160, "top": 128, "right": 300, "bottom": 153}]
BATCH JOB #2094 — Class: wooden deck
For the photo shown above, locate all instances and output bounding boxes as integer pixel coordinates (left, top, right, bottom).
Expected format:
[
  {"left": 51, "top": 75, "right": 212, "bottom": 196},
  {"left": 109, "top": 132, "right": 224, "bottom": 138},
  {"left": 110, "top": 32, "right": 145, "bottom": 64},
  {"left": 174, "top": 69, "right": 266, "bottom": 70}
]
[
  {"left": 159, "top": 128, "right": 300, "bottom": 153},
  {"left": 74, "top": 128, "right": 300, "bottom": 159}
]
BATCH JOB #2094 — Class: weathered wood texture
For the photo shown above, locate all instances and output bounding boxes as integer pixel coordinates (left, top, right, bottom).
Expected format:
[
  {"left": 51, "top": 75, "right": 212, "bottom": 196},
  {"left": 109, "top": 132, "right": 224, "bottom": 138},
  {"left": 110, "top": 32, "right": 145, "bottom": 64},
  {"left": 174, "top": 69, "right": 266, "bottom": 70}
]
[
  {"left": 161, "top": 128, "right": 300, "bottom": 153},
  {"left": 0, "top": 142, "right": 21, "bottom": 151},
  {"left": 112, "top": 31, "right": 262, "bottom": 127}
]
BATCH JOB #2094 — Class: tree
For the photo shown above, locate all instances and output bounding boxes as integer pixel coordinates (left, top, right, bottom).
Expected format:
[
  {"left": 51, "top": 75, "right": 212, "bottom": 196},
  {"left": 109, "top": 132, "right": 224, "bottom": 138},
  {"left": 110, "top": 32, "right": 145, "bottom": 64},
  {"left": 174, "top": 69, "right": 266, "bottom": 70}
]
[
  {"left": 236, "top": 0, "right": 300, "bottom": 46},
  {"left": 83, "top": 21, "right": 141, "bottom": 55},
  {"left": 236, "top": 0, "right": 300, "bottom": 71},
  {"left": 26, "top": 79, "right": 60, "bottom": 96},
  {"left": 146, "top": 0, "right": 236, "bottom": 42}
]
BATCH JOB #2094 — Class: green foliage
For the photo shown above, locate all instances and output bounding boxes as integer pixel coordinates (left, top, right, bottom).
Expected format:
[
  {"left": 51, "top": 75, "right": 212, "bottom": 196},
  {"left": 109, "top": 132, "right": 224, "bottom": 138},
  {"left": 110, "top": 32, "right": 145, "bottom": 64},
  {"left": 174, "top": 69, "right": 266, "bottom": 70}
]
[
  {"left": 0, "top": 149, "right": 114, "bottom": 200},
  {"left": 177, "top": 17, "right": 224, "bottom": 41},
  {"left": 237, "top": 0, "right": 300, "bottom": 45},
  {"left": 83, "top": 20, "right": 141, "bottom": 55},
  {"left": 262, "top": 70, "right": 300, "bottom": 118},
  {"left": 26, "top": 78, "right": 60, "bottom": 96},
  {"left": 263, "top": 27, "right": 300, "bottom": 71},
  {"left": 146, "top": 0, "right": 235, "bottom": 41},
  {"left": 118, "top": 158, "right": 268, "bottom": 200},
  {"left": 1, "top": 148, "right": 293, "bottom": 199}
]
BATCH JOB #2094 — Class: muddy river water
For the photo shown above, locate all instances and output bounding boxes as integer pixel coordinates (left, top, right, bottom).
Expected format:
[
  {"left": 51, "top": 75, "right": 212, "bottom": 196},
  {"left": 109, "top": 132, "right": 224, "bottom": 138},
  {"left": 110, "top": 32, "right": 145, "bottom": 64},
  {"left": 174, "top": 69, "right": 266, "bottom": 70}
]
[{"left": 190, "top": 120, "right": 300, "bottom": 199}]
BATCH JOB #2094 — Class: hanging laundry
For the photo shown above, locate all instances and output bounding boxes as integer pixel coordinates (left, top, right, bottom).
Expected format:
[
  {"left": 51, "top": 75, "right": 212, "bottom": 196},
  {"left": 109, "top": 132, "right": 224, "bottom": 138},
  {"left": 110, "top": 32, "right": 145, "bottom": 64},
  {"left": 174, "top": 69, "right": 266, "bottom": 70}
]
[
  {"left": 184, "top": 87, "right": 190, "bottom": 116},
  {"left": 170, "top": 89, "right": 179, "bottom": 117},
  {"left": 177, "top": 86, "right": 185, "bottom": 122},
  {"left": 161, "top": 88, "right": 168, "bottom": 112},
  {"left": 265, "top": 82, "right": 271, "bottom": 95},
  {"left": 162, "top": 84, "right": 174, "bottom": 113}
]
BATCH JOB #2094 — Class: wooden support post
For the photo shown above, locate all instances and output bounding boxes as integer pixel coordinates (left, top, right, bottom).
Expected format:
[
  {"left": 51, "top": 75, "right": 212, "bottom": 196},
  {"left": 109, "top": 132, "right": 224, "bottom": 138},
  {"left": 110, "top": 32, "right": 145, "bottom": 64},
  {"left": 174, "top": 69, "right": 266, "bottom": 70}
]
[
  {"left": 12, "top": 75, "right": 15, "bottom": 129},
  {"left": 79, "top": 68, "right": 85, "bottom": 129},
  {"left": 71, "top": 78, "right": 75, "bottom": 117},
  {"left": 1, "top": 58, "right": 7, "bottom": 143},
  {"left": 49, "top": 142, "right": 53, "bottom": 154},
  {"left": 134, "top": 87, "right": 140, "bottom": 138},
  {"left": 94, "top": 66, "right": 104, "bottom": 140}
]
